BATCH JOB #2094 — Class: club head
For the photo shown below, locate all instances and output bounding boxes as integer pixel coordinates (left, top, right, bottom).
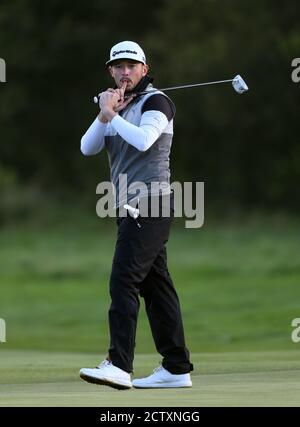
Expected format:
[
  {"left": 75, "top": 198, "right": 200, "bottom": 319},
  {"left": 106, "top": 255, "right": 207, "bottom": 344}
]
[{"left": 232, "top": 75, "right": 248, "bottom": 94}]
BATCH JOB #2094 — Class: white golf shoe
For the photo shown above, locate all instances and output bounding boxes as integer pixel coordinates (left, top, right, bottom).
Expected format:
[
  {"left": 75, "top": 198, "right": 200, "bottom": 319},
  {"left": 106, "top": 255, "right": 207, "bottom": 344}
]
[
  {"left": 79, "top": 359, "right": 132, "bottom": 390},
  {"left": 132, "top": 365, "right": 192, "bottom": 389}
]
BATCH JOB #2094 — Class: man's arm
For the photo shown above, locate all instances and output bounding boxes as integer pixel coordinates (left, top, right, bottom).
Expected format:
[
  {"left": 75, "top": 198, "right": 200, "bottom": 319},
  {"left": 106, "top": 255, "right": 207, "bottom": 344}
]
[
  {"left": 80, "top": 115, "right": 107, "bottom": 156},
  {"left": 102, "top": 94, "right": 175, "bottom": 152},
  {"left": 110, "top": 111, "right": 168, "bottom": 152},
  {"left": 81, "top": 82, "right": 135, "bottom": 155}
]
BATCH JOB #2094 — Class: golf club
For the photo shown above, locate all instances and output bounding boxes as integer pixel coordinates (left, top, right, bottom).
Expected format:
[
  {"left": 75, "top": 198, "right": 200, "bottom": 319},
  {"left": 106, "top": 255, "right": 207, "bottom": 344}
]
[{"left": 93, "top": 74, "right": 249, "bottom": 104}]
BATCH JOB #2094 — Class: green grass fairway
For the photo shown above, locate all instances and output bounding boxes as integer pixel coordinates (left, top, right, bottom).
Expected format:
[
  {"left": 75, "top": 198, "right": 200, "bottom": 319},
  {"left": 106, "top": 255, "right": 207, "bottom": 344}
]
[{"left": 1, "top": 350, "right": 300, "bottom": 407}]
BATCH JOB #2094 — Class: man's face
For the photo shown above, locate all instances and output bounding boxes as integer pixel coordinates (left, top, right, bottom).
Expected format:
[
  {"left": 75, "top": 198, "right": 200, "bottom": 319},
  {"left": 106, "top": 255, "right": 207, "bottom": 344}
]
[{"left": 109, "top": 60, "right": 149, "bottom": 92}]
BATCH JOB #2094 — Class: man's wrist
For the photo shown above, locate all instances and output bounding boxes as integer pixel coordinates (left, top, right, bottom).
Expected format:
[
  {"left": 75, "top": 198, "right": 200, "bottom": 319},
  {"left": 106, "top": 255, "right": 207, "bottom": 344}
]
[
  {"left": 98, "top": 111, "right": 109, "bottom": 124},
  {"left": 101, "top": 108, "right": 118, "bottom": 122}
]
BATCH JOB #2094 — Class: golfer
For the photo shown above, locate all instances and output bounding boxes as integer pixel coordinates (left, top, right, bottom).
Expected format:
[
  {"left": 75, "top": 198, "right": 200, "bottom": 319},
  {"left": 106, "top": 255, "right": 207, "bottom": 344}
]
[{"left": 79, "top": 41, "right": 193, "bottom": 389}]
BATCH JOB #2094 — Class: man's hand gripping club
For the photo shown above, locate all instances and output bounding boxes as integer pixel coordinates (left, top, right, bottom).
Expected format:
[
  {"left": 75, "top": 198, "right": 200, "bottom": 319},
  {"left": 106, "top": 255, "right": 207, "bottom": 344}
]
[{"left": 98, "top": 82, "right": 133, "bottom": 123}]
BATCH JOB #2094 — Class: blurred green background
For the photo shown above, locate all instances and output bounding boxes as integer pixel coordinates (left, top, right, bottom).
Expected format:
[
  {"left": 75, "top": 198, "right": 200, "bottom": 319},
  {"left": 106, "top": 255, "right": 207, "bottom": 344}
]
[{"left": 1, "top": 0, "right": 300, "bottom": 357}]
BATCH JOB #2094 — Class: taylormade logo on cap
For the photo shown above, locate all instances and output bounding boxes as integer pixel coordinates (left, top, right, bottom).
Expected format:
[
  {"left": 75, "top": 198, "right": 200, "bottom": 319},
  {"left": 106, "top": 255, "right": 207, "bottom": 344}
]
[
  {"left": 106, "top": 41, "right": 146, "bottom": 65},
  {"left": 112, "top": 49, "right": 137, "bottom": 57}
]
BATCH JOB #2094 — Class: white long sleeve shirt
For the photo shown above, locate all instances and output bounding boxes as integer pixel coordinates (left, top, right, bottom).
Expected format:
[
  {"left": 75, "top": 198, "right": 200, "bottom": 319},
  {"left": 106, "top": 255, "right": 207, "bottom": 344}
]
[{"left": 81, "top": 110, "right": 169, "bottom": 155}]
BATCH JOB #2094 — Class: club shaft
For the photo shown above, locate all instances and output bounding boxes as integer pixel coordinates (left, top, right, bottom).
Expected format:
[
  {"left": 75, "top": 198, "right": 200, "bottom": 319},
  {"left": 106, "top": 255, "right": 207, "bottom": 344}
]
[
  {"left": 135, "top": 79, "right": 234, "bottom": 96},
  {"left": 94, "top": 78, "right": 235, "bottom": 103}
]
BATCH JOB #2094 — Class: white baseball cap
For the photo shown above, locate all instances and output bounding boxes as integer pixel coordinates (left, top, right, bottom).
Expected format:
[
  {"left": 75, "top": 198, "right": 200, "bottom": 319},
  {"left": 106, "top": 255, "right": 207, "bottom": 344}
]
[{"left": 106, "top": 41, "right": 147, "bottom": 66}]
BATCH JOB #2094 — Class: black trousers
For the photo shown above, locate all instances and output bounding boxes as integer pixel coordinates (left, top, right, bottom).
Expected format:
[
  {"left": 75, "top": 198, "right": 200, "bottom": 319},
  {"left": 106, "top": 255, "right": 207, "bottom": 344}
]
[{"left": 108, "top": 193, "right": 193, "bottom": 374}]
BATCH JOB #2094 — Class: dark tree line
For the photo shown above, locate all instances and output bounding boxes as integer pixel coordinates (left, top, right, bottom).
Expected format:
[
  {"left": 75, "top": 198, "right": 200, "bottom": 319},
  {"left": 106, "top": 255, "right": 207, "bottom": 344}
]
[{"left": 0, "top": 0, "right": 299, "bottom": 212}]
